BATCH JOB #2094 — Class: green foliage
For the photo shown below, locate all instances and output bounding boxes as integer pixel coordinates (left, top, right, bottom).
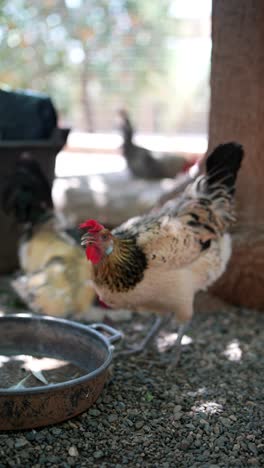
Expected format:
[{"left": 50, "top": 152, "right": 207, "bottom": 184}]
[{"left": 0, "top": 0, "right": 172, "bottom": 126}]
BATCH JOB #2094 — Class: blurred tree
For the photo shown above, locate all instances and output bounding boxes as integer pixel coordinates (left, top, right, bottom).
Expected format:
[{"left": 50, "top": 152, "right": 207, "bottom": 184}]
[{"left": 0, "top": 0, "right": 172, "bottom": 131}]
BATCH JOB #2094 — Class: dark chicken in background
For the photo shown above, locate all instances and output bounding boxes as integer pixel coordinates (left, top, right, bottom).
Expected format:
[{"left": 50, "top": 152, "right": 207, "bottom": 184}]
[
  {"left": 80, "top": 143, "right": 244, "bottom": 362},
  {"left": 2, "top": 154, "right": 94, "bottom": 316},
  {"left": 119, "top": 109, "right": 197, "bottom": 180}
]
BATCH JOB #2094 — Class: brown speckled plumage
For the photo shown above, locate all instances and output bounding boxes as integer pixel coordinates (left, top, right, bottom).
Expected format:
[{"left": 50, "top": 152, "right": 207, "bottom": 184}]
[{"left": 83, "top": 142, "right": 244, "bottom": 325}]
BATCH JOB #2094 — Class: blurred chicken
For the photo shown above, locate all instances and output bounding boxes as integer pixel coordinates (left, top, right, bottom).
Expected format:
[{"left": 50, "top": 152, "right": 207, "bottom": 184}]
[
  {"left": 80, "top": 142, "right": 244, "bottom": 361},
  {"left": 2, "top": 154, "right": 94, "bottom": 317},
  {"left": 119, "top": 109, "right": 197, "bottom": 179}
]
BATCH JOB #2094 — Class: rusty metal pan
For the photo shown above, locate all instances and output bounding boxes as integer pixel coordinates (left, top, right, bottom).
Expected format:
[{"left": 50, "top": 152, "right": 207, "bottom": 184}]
[{"left": 0, "top": 313, "right": 122, "bottom": 430}]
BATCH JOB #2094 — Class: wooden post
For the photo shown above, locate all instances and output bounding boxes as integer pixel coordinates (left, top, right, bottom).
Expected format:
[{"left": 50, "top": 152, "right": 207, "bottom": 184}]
[{"left": 208, "top": 0, "right": 264, "bottom": 308}]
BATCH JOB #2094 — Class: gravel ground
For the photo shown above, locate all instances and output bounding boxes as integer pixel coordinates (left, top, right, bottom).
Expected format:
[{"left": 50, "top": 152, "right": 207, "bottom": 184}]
[{"left": 0, "top": 280, "right": 263, "bottom": 468}]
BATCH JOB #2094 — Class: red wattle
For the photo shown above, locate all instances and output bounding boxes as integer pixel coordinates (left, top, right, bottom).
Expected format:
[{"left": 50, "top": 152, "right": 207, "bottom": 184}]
[{"left": 85, "top": 245, "right": 102, "bottom": 264}]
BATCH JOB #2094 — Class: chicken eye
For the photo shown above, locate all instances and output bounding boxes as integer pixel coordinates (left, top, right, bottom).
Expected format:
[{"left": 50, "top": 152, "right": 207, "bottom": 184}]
[{"left": 101, "top": 233, "right": 108, "bottom": 241}]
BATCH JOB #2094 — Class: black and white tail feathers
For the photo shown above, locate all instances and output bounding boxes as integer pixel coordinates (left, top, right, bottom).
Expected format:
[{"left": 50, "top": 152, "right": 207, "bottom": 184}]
[
  {"left": 1, "top": 154, "right": 53, "bottom": 224},
  {"left": 206, "top": 142, "right": 244, "bottom": 196},
  {"left": 170, "top": 142, "right": 244, "bottom": 236}
]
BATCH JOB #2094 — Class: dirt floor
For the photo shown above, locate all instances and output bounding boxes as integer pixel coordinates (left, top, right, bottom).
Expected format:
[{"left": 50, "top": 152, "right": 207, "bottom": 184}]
[{"left": 0, "top": 277, "right": 263, "bottom": 467}]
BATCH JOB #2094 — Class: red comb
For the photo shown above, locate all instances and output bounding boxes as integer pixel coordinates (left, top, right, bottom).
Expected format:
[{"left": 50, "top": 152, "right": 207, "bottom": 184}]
[{"left": 79, "top": 219, "right": 104, "bottom": 232}]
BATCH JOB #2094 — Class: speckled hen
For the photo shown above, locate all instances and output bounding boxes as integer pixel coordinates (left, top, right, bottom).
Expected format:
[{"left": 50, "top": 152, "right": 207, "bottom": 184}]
[{"left": 80, "top": 142, "right": 244, "bottom": 362}]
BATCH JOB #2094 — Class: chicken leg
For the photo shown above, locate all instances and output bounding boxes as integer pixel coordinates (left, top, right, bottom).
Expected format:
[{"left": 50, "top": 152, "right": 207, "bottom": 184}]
[
  {"left": 117, "top": 314, "right": 189, "bottom": 364},
  {"left": 117, "top": 315, "right": 163, "bottom": 356},
  {"left": 172, "top": 322, "right": 190, "bottom": 366}
]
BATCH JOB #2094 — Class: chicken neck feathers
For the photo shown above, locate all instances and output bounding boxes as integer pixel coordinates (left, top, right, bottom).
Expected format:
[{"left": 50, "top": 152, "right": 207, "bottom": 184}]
[{"left": 94, "top": 237, "right": 147, "bottom": 292}]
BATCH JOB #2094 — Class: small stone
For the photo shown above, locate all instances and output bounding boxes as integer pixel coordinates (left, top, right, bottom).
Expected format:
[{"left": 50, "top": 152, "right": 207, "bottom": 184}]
[
  {"left": 213, "top": 425, "right": 220, "bottom": 435},
  {"left": 14, "top": 438, "right": 28, "bottom": 449},
  {"left": 143, "top": 425, "right": 151, "bottom": 432},
  {"left": 94, "top": 450, "right": 104, "bottom": 459},
  {"left": 199, "top": 418, "right": 207, "bottom": 425},
  {"left": 135, "top": 420, "right": 144, "bottom": 430},
  {"left": 116, "top": 401, "right": 126, "bottom": 410},
  {"left": 180, "top": 440, "right": 190, "bottom": 450},
  {"left": 5, "top": 440, "right": 14, "bottom": 449},
  {"left": 89, "top": 408, "right": 101, "bottom": 417},
  {"left": 173, "top": 405, "right": 182, "bottom": 413},
  {"left": 186, "top": 423, "right": 195, "bottom": 430},
  {"left": 51, "top": 427, "right": 62, "bottom": 436},
  {"left": 108, "top": 414, "right": 118, "bottom": 423},
  {"left": 174, "top": 412, "right": 183, "bottom": 420},
  {"left": 201, "top": 423, "right": 210, "bottom": 433},
  {"left": 47, "top": 456, "right": 60, "bottom": 464},
  {"left": 125, "top": 419, "right": 134, "bottom": 427},
  {"left": 202, "top": 450, "right": 210, "bottom": 458},
  {"left": 35, "top": 433, "right": 45, "bottom": 443},
  {"left": 167, "top": 402, "right": 175, "bottom": 409},
  {"left": 68, "top": 421, "right": 78, "bottom": 429},
  {"left": 186, "top": 435, "right": 194, "bottom": 444},
  {"left": 247, "top": 443, "right": 258, "bottom": 455},
  {"left": 25, "top": 431, "right": 36, "bottom": 442},
  {"left": 218, "top": 397, "right": 226, "bottom": 404},
  {"left": 220, "top": 417, "right": 231, "bottom": 427},
  {"left": 216, "top": 436, "right": 227, "bottom": 447},
  {"left": 68, "top": 446, "right": 79, "bottom": 457}
]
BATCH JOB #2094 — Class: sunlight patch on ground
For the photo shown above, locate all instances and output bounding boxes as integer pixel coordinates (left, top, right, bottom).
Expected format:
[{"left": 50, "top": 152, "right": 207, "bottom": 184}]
[
  {"left": 223, "top": 339, "right": 242, "bottom": 361},
  {"left": 55, "top": 151, "right": 126, "bottom": 177},
  {"left": 191, "top": 401, "right": 223, "bottom": 414},
  {"left": 187, "top": 387, "right": 207, "bottom": 397},
  {"left": 133, "top": 322, "right": 146, "bottom": 332},
  {"left": 66, "top": 132, "right": 207, "bottom": 154},
  {"left": 56, "top": 132, "right": 207, "bottom": 177},
  {"left": 157, "top": 332, "right": 192, "bottom": 352}
]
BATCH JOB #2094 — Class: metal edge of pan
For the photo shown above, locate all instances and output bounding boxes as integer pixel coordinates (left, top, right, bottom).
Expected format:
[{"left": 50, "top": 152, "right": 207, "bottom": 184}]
[{"left": 0, "top": 313, "right": 114, "bottom": 396}]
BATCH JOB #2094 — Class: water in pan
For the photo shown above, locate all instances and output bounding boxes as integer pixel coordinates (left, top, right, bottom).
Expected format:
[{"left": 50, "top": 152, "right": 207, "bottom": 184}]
[{"left": 0, "top": 353, "right": 88, "bottom": 389}]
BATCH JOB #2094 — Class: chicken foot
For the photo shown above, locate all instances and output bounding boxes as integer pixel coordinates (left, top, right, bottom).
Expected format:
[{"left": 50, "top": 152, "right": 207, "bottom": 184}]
[{"left": 117, "top": 315, "right": 190, "bottom": 366}]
